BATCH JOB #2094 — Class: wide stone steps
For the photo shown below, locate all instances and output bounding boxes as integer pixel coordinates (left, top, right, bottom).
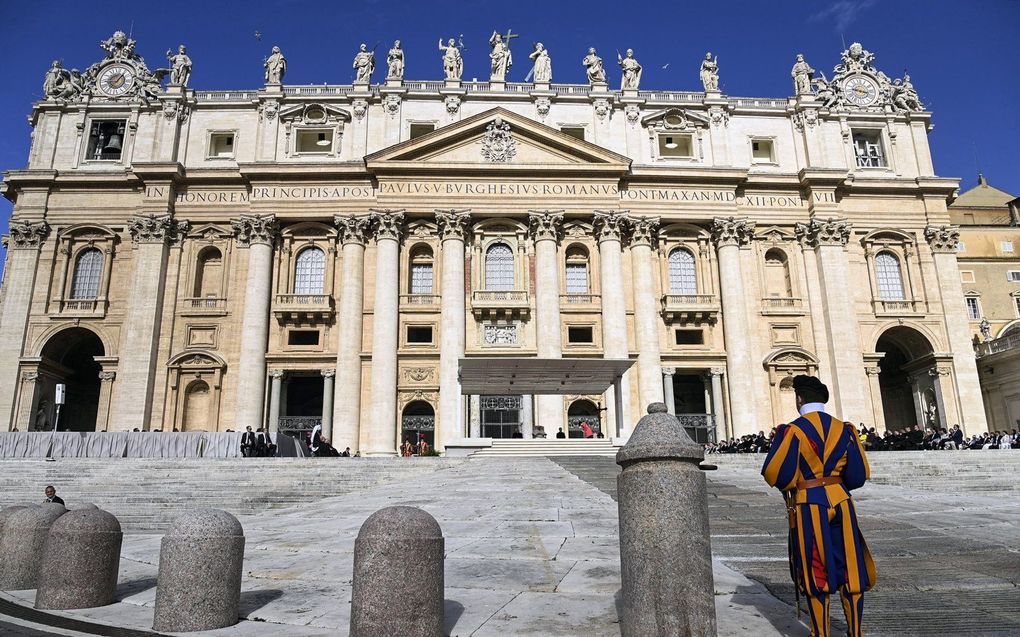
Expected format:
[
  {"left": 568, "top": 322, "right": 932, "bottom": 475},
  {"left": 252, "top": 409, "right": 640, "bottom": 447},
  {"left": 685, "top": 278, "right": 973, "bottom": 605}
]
[{"left": 471, "top": 439, "right": 619, "bottom": 457}]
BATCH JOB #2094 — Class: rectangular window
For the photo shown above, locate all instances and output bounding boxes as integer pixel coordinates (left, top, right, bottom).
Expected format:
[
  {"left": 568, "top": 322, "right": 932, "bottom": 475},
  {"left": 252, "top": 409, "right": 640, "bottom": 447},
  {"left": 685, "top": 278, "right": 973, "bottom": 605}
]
[
  {"left": 560, "top": 126, "right": 585, "bottom": 140},
  {"left": 965, "top": 297, "right": 981, "bottom": 320},
  {"left": 1015, "top": 296, "right": 1020, "bottom": 318},
  {"left": 407, "top": 325, "right": 434, "bottom": 344},
  {"left": 960, "top": 271, "right": 976, "bottom": 284},
  {"left": 751, "top": 139, "right": 774, "bottom": 164},
  {"left": 288, "top": 330, "right": 320, "bottom": 346},
  {"left": 675, "top": 329, "right": 704, "bottom": 345},
  {"left": 410, "top": 263, "right": 433, "bottom": 295},
  {"left": 567, "top": 326, "right": 594, "bottom": 344},
  {"left": 85, "top": 120, "right": 127, "bottom": 161},
  {"left": 409, "top": 123, "right": 435, "bottom": 140},
  {"left": 1008, "top": 271, "right": 1020, "bottom": 282},
  {"left": 852, "top": 130, "right": 886, "bottom": 168},
  {"left": 658, "top": 134, "right": 694, "bottom": 158},
  {"left": 295, "top": 129, "right": 334, "bottom": 154},
  {"left": 1001, "top": 241, "right": 1015, "bottom": 253},
  {"left": 565, "top": 263, "right": 588, "bottom": 294},
  {"left": 208, "top": 132, "right": 235, "bottom": 158}
]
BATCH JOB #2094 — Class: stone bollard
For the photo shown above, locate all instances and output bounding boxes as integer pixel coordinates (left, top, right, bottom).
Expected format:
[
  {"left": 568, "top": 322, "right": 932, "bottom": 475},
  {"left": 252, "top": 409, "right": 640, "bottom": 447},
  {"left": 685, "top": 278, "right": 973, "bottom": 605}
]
[
  {"left": 36, "top": 507, "right": 123, "bottom": 609},
  {"left": 350, "top": 506, "right": 444, "bottom": 637},
  {"left": 0, "top": 503, "right": 67, "bottom": 590},
  {"left": 0, "top": 504, "right": 32, "bottom": 534},
  {"left": 616, "top": 403, "right": 717, "bottom": 637},
  {"left": 152, "top": 509, "right": 245, "bottom": 632}
]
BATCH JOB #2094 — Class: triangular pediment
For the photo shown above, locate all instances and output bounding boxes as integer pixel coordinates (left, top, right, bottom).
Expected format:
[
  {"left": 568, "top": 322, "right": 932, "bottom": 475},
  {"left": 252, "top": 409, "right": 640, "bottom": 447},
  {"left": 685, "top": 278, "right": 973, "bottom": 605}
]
[{"left": 365, "top": 108, "right": 631, "bottom": 175}]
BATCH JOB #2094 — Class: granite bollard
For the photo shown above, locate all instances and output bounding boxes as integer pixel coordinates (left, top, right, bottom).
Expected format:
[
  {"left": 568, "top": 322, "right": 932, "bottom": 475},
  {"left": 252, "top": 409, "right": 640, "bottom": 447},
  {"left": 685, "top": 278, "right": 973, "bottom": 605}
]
[
  {"left": 616, "top": 402, "right": 717, "bottom": 637},
  {"left": 152, "top": 509, "right": 245, "bottom": 632},
  {"left": 0, "top": 503, "right": 67, "bottom": 590},
  {"left": 36, "top": 507, "right": 123, "bottom": 609},
  {"left": 350, "top": 506, "right": 444, "bottom": 637}
]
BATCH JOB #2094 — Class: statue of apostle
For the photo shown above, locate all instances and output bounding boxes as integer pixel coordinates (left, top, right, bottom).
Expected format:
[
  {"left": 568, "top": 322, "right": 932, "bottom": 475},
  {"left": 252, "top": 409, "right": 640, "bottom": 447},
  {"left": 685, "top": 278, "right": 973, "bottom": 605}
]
[
  {"left": 386, "top": 40, "right": 404, "bottom": 79},
  {"left": 353, "top": 43, "right": 375, "bottom": 84},
  {"left": 264, "top": 46, "right": 286, "bottom": 84},
  {"left": 791, "top": 53, "right": 814, "bottom": 95},
  {"left": 529, "top": 43, "right": 552, "bottom": 83},
  {"left": 166, "top": 44, "right": 193, "bottom": 86},
  {"left": 489, "top": 30, "right": 513, "bottom": 81},
  {"left": 438, "top": 38, "right": 463, "bottom": 80},
  {"left": 582, "top": 47, "right": 606, "bottom": 84},
  {"left": 617, "top": 49, "right": 642, "bottom": 90},
  {"left": 700, "top": 52, "right": 719, "bottom": 91}
]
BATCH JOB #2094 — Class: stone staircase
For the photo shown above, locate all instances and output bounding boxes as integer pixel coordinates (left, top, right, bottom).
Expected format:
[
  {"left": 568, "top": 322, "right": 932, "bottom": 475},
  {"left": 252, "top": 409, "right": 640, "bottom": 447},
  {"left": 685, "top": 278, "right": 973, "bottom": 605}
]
[
  {"left": 470, "top": 438, "right": 619, "bottom": 457},
  {"left": 0, "top": 457, "right": 462, "bottom": 532}
]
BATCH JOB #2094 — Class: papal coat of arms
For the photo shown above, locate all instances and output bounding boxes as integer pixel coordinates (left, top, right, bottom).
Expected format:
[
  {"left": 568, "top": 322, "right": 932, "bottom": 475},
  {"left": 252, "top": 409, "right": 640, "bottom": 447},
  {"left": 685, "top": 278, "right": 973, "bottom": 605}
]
[{"left": 481, "top": 117, "right": 516, "bottom": 163}]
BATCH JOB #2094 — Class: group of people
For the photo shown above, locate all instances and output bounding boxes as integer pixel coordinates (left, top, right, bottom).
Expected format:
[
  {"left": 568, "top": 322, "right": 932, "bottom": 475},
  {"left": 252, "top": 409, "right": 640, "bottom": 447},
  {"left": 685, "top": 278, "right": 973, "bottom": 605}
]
[
  {"left": 308, "top": 424, "right": 353, "bottom": 457},
  {"left": 239, "top": 426, "right": 277, "bottom": 457},
  {"left": 401, "top": 435, "right": 431, "bottom": 457},
  {"left": 705, "top": 432, "right": 772, "bottom": 454}
]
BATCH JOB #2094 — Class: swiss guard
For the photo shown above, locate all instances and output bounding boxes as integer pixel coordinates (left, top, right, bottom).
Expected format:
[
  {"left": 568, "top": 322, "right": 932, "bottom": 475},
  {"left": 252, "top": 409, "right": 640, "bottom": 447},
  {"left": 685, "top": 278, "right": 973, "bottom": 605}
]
[{"left": 761, "top": 375, "right": 876, "bottom": 637}]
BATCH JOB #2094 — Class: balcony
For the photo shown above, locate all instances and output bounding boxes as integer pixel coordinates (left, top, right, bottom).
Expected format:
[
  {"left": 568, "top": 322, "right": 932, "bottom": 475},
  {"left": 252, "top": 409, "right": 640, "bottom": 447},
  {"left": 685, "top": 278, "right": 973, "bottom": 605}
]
[
  {"left": 761, "top": 296, "right": 805, "bottom": 316},
  {"left": 873, "top": 298, "right": 920, "bottom": 316},
  {"left": 400, "top": 294, "right": 441, "bottom": 310},
  {"left": 50, "top": 298, "right": 107, "bottom": 319},
  {"left": 471, "top": 290, "right": 530, "bottom": 320},
  {"left": 977, "top": 331, "right": 1020, "bottom": 358},
  {"left": 560, "top": 293, "right": 601, "bottom": 311},
  {"left": 660, "top": 294, "right": 720, "bottom": 325},
  {"left": 180, "top": 296, "right": 228, "bottom": 317},
  {"left": 273, "top": 293, "right": 334, "bottom": 322}
]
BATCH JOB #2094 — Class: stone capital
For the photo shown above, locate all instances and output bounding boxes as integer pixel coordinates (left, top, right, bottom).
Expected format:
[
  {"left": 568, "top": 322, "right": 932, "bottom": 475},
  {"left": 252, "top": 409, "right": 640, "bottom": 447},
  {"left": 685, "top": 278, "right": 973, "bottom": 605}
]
[
  {"left": 924, "top": 225, "right": 960, "bottom": 253},
  {"left": 21, "top": 371, "right": 40, "bottom": 382},
  {"left": 129, "top": 214, "right": 186, "bottom": 245},
  {"left": 528, "top": 210, "right": 565, "bottom": 243},
  {"left": 435, "top": 209, "right": 472, "bottom": 242},
  {"left": 629, "top": 216, "right": 660, "bottom": 247},
  {"left": 269, "top": 369, "right": 285, "bottom": 380},
  {"left": 795, "top": 217, "right": 852, "bottom": 248},
  {"left": 661, "top": 367, "right": 676, "bottom": 377},
  {"left": 709, "top": 368, "right": 725, "bottom": 377},
  {"left": 231, "top": 214, "right": 278, "bottom": 247},
  {"left": 710, "top": 217, "right": 755, "bottom": 248},
  {"left": 592, "top": 209, "right": 629, "bottom": 243},
  {"left": 7, "top": 220, "right": 50, "bottom": 249},
  {"left": 370, "top": 209, "right": 405, "bottom": 242},
  {"left": 99, "top": 370, "right": 117, "bottom": 382},
  {"left": 321, "top": 368, "right": 336, "bottom": 378},
  {"left": 864, "top": 366, "right": 881, "bottom": 376},
  {"left": 334, "top": 214, "right": 372, "bottom": 246}
]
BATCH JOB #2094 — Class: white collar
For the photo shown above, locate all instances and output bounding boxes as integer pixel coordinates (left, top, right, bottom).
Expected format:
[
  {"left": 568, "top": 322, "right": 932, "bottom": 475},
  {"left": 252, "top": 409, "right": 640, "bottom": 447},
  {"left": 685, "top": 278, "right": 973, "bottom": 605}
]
[{"left": 798, "top": 402, "right": 827, "bottom": 416}]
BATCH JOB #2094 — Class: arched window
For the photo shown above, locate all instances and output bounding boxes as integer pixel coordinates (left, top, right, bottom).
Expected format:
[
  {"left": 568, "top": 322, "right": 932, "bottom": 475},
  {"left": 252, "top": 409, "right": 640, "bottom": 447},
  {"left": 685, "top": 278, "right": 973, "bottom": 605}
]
[
  {"left": 409, "top": 245, "right": 434, "bottom": 295},
  {"left": 565, "top": 246, "right": 590, "bottom": 294},
  {"left": 485, "top": 243, "right": 515, "bottom": 291},
  {"left": 875, "top": 252, "right": 905, "bottom": 300},
  {"left": 294, "top": 247, "right": 326, "bottom": 295},
  {"left": 193, "top": 246, "right": 223, "bottom": 298},
  {"left": 764, "top": 248, "right": 792, "bottom": 297},
  {"left": 71, "top": 248, "right": 103, "bottom": 299},
  {"left": 667, "top": 248, "right": 696, "bottom": 295}
]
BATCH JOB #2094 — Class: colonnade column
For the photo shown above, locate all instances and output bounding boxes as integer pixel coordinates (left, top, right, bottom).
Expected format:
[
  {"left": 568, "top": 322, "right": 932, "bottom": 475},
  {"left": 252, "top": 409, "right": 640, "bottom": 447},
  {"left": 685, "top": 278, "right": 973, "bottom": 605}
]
[
  {"left": 110, "top": 214, "right": 185, "bottom": 431},
  {"left": 630, "top": 216, "right": 665, "bottom": 408},
  {"left": 925, "top": 225, "right": 989, "bottom": 434},
  {"left": 528, "top": 211, "right": 565, "bottom": 435},
  {"left": 594, "top": 210, "right": 632, "bottom": 437},
  {"left": 709, "top": 368, "right": 726, "bottom": 441},
  {"left": 661, "top": 368, "right": 676, "bottom": 415},
  {"left": 366, "top": 209, "right": 404, "bottom": 455},
  {"left": 711, "top": 217, "right": 759, "bottom": 437},
  {"left": 436, "top": 209, "right": 472, "bottom": 450},
  {"left": 230, "top": 214, "right": 278, "bottom": 430},
  {"left": 320, "top": 368, "right": 335, "bottom": 436},
  {"left": 267, "top": 370, "right": 284, "bottom": 434},
  {"left": 332, "top": 214, "right": 372, "bottom": 450},
  {"left": 0, "top": 221, "right": 48, "bottom": 430}
]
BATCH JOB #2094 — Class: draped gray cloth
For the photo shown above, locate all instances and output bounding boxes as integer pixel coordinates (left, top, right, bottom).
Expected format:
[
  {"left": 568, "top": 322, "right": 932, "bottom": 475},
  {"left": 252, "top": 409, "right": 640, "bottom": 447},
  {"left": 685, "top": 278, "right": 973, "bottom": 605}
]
[
  {"left": 82, "top": 432, "right": 129, "bottom": 458},
  {"left": 49, "top": 432, "right": 87, "bottom": 457},
  {"left": 0, "top": 431, "right": 302, "bottom": 458}
]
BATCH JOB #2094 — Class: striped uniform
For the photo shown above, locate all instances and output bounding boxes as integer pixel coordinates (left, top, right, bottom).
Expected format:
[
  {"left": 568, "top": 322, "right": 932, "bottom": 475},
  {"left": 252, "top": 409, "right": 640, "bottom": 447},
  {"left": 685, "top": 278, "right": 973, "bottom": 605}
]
[{"left": 761, "top": 410, "right": 877, "bottom": 637}]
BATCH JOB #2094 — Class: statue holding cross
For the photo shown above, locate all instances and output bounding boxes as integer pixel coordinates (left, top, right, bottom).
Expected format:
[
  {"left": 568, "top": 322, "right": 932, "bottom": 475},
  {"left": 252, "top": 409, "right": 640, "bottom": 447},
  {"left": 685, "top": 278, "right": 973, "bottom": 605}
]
[{"left": 489, "top": 29, "right": 518, "bottom": 81}]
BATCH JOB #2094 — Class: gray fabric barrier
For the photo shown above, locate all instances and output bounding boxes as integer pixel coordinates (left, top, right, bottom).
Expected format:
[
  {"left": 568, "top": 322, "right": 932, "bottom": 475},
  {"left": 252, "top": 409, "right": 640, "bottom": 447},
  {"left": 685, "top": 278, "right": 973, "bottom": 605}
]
[{"left": 0, "top": 431, "right": 301, "bottom": 458}]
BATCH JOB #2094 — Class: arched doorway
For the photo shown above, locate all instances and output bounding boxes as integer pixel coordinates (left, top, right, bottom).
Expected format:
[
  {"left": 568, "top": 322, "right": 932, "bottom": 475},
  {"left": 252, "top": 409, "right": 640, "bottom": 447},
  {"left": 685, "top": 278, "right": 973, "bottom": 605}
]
[
  {"left": 401, "top": 400, "right": 435, "bottom": 451},
  {"left": 182, "top": 380, "right": 211, "bottom": 431},
  {"left": 875, "top": 326, "right": 936, "bottom": 431},
  {"left": 37, "top": 327, "right": 105, "bottom": 432},
  {"left": 567, "top": 399, "right": 601, "bottom": 438}
]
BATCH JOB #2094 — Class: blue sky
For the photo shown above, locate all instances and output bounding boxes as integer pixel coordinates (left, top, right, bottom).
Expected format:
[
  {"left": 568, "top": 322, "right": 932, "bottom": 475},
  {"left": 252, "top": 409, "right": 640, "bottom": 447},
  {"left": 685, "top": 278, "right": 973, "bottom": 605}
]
[{"left": 2, "top": 0, "right": 1018, "bottom": 252}]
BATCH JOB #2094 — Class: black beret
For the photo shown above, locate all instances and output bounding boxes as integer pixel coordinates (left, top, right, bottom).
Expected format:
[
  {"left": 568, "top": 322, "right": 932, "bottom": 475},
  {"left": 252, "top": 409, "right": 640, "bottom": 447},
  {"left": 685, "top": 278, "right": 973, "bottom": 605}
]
[{"left": 792, "top": 375, "right": 829, "bottom": 403}]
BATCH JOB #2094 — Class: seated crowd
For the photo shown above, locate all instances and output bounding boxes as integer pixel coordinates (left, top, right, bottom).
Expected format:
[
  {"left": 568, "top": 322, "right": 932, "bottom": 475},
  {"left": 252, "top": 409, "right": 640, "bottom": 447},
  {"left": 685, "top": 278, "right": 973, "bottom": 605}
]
[
  {"left": 239, "top": 425, "right": 277, "bottom": 457},
  {"left": 705, "top": 423, "right": 1020, "bottom": 453}
]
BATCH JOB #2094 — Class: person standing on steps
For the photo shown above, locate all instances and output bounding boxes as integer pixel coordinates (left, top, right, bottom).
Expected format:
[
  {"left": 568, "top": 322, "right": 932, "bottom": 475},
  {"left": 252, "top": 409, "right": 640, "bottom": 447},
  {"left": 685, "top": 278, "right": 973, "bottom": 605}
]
[
  {"left": 761, "top": 375, "right": 876, "bottom": 637},
  {"left": 43, "top": 485, "right": 64, "bottom": 505}
]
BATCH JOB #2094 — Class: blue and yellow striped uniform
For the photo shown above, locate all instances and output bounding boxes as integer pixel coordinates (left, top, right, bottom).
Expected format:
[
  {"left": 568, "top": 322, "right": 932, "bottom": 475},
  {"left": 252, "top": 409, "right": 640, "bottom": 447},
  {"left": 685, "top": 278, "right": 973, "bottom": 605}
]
[{"left": 761, "top": 410, "right": 877, "bottom": 637}]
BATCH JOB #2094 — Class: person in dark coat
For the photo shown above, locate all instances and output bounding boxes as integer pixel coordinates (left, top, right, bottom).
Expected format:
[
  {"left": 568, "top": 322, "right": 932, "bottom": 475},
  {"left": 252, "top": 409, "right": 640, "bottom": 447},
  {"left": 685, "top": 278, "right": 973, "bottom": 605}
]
[{"left": 43, "top": 485, "right": 64, "bottom": 505}]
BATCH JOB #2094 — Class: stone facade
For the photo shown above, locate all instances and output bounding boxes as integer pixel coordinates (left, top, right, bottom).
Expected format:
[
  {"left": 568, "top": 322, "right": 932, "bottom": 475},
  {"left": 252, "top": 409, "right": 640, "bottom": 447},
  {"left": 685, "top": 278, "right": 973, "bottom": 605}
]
[{"left": 0, "top": 36, "right": 989, "bottom": 452}]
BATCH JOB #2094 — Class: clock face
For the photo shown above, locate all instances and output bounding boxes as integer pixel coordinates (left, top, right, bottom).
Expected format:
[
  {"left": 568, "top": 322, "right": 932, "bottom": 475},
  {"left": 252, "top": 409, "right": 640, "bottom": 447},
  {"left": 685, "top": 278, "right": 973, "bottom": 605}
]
[
  {"left": 98, "top": 64, "right": 135, "bottom": 97},
  {"left": 843, "top": 75, "right": 879, "bottom": 107}
]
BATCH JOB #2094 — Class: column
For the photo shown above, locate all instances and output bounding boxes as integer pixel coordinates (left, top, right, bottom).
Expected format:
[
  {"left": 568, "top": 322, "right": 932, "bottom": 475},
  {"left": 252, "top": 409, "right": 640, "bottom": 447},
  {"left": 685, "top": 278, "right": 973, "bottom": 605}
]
[
  {"left": 230, "top": 214, "right": 278, "bottom": 430},
  {"left": 96, "top": 371, "right": 116, "bottom": 432},
  {"left": 711, "top": 217, "right": 760, "bottom": 437},
  {"left": 469, "top": 395, "right": 481, "bottom": 438},
  {"left": 662, "top": 368, "right": 676, "bottom": 414},
  {"left": 528, "top": 211, "right": 565, "bottom": 434},
  {"left": 521, "top": 394, "right": 534, "bottom": 438},
  {"left": 0, "top": 221, "right": 48, "bottom": 430},
  {"left": 332, "top": 214, "right": 371, "bottom": 449},
  {"left": 709, "top": 368, "right": 726, "bottom": 441},
  {"left": 110, "top": 214, "right": 183, "bottom": 430},
  {"left": 267, "top": 370, "right": 283, "bottom": 434},
  {"left": 863, "top": 359, "right": 886, "bottom": 433},
  {"left": 594, "top": 210, "right": 633, "bottom": 436},
  {"left": 366, "top": 209, "right": 404, "bottom": 455},
  {"left": 796, "top": 217, "right": 868, "bottom": 422},
  {"left": 436, "top": 210, "right": 471, "bottom": 451},
  {"left": 321, "top": 369, "right": 335, "bottom": 435},
  {"left": 630, "top": 217, "right": 666, "bottom": 408},
  {"left": 926, "top": 225, "right": 989, "bottom": 434}
]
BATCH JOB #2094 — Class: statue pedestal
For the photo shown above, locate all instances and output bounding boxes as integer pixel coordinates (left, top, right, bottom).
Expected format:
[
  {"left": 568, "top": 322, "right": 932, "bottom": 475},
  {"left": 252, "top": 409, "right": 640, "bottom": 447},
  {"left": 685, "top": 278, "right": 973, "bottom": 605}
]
[
  {"left": 445, "top": 79, "right": 461, "bottom": 89},
  {"left": 165, "top": 84, "right": 185, "bottom": 96},
  {"left": 534, "top": 81, "right": 550, "bottom": 92},
  {"left": 264, "top": 83, "right": 283, "bottom": 94},
  {"left": 623, "top": 88, "right": 639, "bottom": 99},
  {"left": 704, "top": 89, "right": 722, "bottom": 99},
  {"left": 353, "top": 81, "right": 371, "bottom": 91},
  {"left": 795, "top": 94, "right": 820, "bottom": 108},
  {"left": 489, "top": 80, "right": 505, "bottom": 92},
  {"left": 591, "top": 82, "right": 608, "bottom": 93},
  {"left": 385, "top": 78, "right": 402, "bottom": 88}
]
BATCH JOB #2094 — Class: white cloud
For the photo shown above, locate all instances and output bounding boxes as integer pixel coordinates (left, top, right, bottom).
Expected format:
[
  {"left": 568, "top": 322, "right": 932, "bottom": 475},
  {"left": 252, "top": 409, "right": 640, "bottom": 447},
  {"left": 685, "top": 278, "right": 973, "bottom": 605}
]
[{"left": 810, "top": 0, "right": 878, "bottom": 32}]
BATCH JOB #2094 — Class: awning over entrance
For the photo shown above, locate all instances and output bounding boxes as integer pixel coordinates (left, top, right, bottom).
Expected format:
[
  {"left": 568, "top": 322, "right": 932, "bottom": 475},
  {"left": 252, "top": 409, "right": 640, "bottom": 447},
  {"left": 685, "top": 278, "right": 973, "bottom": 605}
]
[{"left": 458, "top": 358, "right": 634, "bottom": 395}]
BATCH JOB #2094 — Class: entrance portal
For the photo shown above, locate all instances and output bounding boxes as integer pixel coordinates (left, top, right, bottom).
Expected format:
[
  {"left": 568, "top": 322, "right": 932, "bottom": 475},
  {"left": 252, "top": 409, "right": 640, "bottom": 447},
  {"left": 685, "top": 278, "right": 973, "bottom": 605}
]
[
  {"left": 280, "top": 373, "right": 323, "bottom": 439},
  {"left": 672, "top": 373, "right": 715, "bottom": 444},
  {"left": 37, "top": 327, "right": 105, "bottom": 432},
  {"left": 876, "top": 326, "right": 936, "bottom": 431},
  {"left": 480, "top": 395, "right": 522, "bottom": 439},
  {"left": 401, "top": 400, "right": 435, "bottom": 450},
  {"left": 567, "top": 399, "right": 601, "bottom": 438}
]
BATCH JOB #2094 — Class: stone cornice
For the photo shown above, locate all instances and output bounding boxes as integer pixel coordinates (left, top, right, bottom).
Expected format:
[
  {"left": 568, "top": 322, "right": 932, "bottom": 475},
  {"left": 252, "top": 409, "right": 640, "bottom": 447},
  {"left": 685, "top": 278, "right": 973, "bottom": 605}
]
[
  {"left": 528, "top": 210, "right": 565, "bottom": 243},
  {"left": 629, "top": 216, "right": 660, "bottom": 247},
  {"left": 333, "top": 214, "right": 372, "bottom": 246},
  {"left": 924, "top": 224, "right": 961, "bottom": 253},
  {"left": 710, "top": 216, "right": 755, "bottom": 248},
  {"left": 795, "top": 217, "right": 852, "bottom": 248},
  {"left": 435, "top": 209, "right": 472, "bottom": 242},
  {"left": 592, "top": 209, "right": 629, "bottom": 243},
  {"left": 370, "top": 209, "right": 405, "bottom": 242},
  {"left": 7, "top": 220, "right": 50, "bottom": 249},
  {"left": 231, "top": 214, "right": 279, "bottom": 247}
]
